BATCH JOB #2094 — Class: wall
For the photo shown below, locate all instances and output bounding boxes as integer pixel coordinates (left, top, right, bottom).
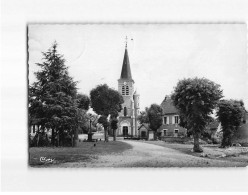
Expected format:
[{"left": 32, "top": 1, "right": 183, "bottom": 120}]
[{"left": 159, "top": 123, "right": 187, "bottom": 137}]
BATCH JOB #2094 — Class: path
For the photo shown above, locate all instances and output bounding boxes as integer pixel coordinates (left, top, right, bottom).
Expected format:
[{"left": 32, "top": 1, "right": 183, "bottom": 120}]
[{"left": 53, "top": 140, "right": 247, "bottom": 167}]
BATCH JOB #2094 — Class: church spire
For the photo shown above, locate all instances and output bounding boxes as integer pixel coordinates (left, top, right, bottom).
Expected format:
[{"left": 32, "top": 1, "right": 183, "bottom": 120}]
[{"left": 120, "top": 36, "right": 132, "bottom": 80}]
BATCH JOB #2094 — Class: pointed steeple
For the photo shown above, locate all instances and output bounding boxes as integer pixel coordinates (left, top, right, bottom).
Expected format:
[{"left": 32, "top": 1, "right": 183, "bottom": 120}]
[{"left": 120, "top": 38, "right": 132, "bottom": 80}]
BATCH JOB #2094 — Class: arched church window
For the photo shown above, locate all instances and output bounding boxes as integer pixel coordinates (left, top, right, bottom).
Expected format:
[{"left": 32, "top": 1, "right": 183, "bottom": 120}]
[
  {"left": 122, "top": 86, "right": 125, "bottom": 95},
  {"left": 126, "top": 86, "right": 129, "bottom": 95},
  {"left": 124, "top": 107, "right": 127, "bottom": 116}
]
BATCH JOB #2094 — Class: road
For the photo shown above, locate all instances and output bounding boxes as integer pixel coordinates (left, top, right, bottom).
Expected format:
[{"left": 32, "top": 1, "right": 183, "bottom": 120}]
[{"left": 54, "top": 140, "right": 248, "bottom": 167}]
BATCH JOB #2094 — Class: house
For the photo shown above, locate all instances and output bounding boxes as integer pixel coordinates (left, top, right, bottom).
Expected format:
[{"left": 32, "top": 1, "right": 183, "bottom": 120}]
[
  {"left": 158, "top": 96, "right": 187, "bottom": 137},
  {"left": 138, "top": 123, "right": 154, "bottom": 140}
]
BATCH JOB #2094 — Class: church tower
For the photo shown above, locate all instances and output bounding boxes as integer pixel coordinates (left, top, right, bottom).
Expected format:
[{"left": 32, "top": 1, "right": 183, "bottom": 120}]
[{"left": 118, "top": 37, "right": 140, "bottom": 137}]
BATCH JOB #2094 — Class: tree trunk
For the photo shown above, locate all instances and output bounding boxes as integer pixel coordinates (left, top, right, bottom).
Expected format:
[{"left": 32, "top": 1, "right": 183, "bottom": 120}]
[
  {"left": 73, "top": 128, "right": 78, "bottom": 147},
  {"left": 51, "top": 128, "right": 55, "bottom": 146},
  {"left": 36, "top": 126, "right": 40, "bottom": 147},
  {"left": 153, "top": 130, "right": 157, "bottom": 140},
  {"left": 113, "top": 129, "right": 116, "bottom": 141},
  {"left": 88, "top": 133, "right": 93, "bottom": 142},
  {"left": 104, "top": 127, "right": 109, "bottom": 142},
  {"left": 193, "top": 132, "right": 203, "bottom": 153},
  {"left": 57, "top": 131, "right": 60, "bottom": 147},
  {"left": 88, "top": 119, "right": 93, "bottom": 142},
  {"left": 71, "top": 130, "right": 74, "bottom": 147},
  {"left": 221, "top": 126, "right": 233, "bottom": 147},
  {"left": 147, "top": 131, "right": 149, "bottom": 140},
  {"left": 37, "top": 133, "right": 40, "bottom": 147}
]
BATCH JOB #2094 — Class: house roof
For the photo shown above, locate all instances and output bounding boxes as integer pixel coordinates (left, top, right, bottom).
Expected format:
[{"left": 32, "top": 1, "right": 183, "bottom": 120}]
[
  {"left": 138, "top": 123, "right": 150, "bottom": 131},
  {"left": 120, "top": 47, "right": 132, "bottom": 80},
  {"left": 160, "top": 96, "right": 178, "bottom": 114}
]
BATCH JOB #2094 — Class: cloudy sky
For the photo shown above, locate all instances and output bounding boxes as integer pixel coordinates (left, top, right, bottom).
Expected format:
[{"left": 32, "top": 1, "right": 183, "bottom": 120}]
[{"left": 28, "top": 24, "right": 248, "bottom": 111}]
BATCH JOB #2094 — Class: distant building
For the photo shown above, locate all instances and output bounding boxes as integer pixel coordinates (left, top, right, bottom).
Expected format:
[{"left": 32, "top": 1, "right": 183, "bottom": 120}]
[
  {"left": 158, "top": 96, "right": 187, "bottom": 137},
  {"left": 138, "top": 123, "right": 154, "bottom": 140},
  {"left": 117, "top": 41, "right": 140, "bottom": 137}
]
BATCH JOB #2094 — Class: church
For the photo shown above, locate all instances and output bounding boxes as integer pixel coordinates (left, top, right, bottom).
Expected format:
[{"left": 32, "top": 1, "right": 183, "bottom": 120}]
[{"left": 117, "top": 41, "right": 140, "bottom": 137}]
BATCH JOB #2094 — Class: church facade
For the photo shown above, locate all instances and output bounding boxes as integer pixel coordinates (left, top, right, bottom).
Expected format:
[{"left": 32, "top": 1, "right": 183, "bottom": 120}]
[{"left": 117, "top": 43, "right": 140, "bottom": 137}]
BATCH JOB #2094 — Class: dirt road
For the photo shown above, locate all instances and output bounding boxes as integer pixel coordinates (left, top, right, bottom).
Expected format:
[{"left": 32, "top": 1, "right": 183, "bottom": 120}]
[{"left": 53, "top": 140, "right": 248, "bottom": 167}]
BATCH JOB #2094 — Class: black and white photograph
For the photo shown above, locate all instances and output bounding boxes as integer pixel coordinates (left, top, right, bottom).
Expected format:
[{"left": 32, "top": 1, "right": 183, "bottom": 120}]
[
  {"left": 2, "top": 0, "right": 248, "bottom": 192},
  {"left": 28, "top": 24, "right": 248, "bottom": 168}
]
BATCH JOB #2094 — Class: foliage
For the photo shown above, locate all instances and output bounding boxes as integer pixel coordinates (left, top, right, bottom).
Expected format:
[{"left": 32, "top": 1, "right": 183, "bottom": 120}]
[
  {"left": 171, "top": 77, "right": 223, "bottom": 152},
  {"left": 90, "top": 84, "right": 124, "bottom": 117},
  {"left": 147, "top": 104, "right": 163, "bottom": 139},
  {"left": 76, "top": 94, "right": 90, "bottom": 110},
  {"left": 137, "top": 107, "right": 149, "bottom": 124},
  {"left": 29, "top": 42, "right": 88, "bottom": 146},
  {"left": 110, "top": 117, "right": 118, "bottom": 130},
  {"left": 98, "top": 115, "right": 109, "bottom": 130},
  {"left": 216, "top": 99, "right": 246, "bottom": 147}
]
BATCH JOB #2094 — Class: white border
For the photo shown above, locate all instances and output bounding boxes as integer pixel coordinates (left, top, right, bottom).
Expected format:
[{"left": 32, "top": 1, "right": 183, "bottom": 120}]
[{"left": 1, "top": 0, "right": 248, "bottom": 192}]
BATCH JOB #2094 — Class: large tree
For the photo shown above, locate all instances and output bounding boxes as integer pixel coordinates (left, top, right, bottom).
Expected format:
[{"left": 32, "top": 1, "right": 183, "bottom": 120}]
[
  {"left": 147, "top": 104, "right": 163, "bottom": 140},
  {"left": 29, "top": 42, "right": 87, "bottom": 147},
  {"left": 171, "top": 77, "right": 223, "bottom": 152},
  {"left": 216, "top": 99, "right": 246, "bottom": 147},
  {"left": 90, "top": 84, "right": 124, "bottom": 142}
]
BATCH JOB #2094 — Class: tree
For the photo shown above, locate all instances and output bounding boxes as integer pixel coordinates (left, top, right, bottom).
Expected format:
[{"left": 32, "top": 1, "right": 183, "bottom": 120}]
[
  {"left": 216, "top": 99, "right": 246, "bottom": 147},
  {"left": 110, "top": 117, "right": 119, "bottom": 141},
  {"left": 137, "top": 107, "right": 149, "bottom": 124},
  {"left": 29, "top": 42, "right": 85, "bottom": 147},
  {"left": 90, "top": 84, "right": 124, "bottom": 141},
  {"left": 147, "top": 104, "right": 163, "bottom": 140},
  {"left": 77, "top": 94, "right": 90, "bottom": 110},
  {"left": 171, "top": 77, "right": 223, "bottom": 152},
  {"left": 85, "top": 113, "right": 98, "bottom": 141},
  {"left": 98, "top": 115, "right": 110, "bottom": 141}
]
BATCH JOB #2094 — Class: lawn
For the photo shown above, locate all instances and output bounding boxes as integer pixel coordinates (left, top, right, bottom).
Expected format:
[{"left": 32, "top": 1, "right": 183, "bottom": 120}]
[
  {"left": 144, "top": 140, "right": 248, "bottom": 163},
  {"left": 29, "top": 141, "right": 132, "bottom": 167}
]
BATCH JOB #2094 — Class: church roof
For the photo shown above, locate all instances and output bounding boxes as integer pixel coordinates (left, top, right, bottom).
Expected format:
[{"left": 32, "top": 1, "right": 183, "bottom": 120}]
[
  {"left": 120, "top": 47, "right": 132, "bottom": 80},
  {"left": 160, "top": 96, "right": 178, "bottom": 115}
]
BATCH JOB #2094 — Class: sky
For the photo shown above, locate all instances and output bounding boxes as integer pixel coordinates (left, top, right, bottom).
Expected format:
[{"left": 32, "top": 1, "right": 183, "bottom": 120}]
[{"left": 28, "top": 24, "right": 248, "bottom": 111}]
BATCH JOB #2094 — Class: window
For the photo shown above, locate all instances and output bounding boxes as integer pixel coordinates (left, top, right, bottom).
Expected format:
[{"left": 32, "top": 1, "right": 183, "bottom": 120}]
[
  {"left": 122, "top": 86, "right": 125, "bottom": 95},
  {"left": 163, "top": 116, "right": 168, "bottom": 124},
  {"left": 126, "top": 86, "right": 129, "bottom": 95},
  {"left": 124, "top": 107, "right": 127, "bottom": 116},
  {"left": 174, "top": 115, "right": 179, "bottom": 124}
]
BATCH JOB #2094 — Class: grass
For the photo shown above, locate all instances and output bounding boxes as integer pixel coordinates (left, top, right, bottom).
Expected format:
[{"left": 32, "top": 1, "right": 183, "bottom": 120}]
[
  {"left": 145, "top": 140, "right": 248, "bottom": 160},
  {"left": 29, "top": 141, "right": 132, "bottom": 167}
]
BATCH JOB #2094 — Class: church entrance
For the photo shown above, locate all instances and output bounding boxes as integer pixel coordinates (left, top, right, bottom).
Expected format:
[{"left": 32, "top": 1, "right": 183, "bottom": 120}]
[{"left": 123, "top": 126, "right": 128, "bottom": 136}]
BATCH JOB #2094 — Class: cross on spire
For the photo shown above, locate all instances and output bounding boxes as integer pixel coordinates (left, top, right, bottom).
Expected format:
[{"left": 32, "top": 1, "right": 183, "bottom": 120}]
[{"left": 125, "top": 36, "right": 128, "bottom": 48}]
